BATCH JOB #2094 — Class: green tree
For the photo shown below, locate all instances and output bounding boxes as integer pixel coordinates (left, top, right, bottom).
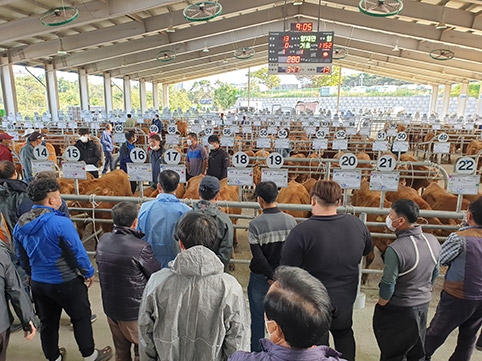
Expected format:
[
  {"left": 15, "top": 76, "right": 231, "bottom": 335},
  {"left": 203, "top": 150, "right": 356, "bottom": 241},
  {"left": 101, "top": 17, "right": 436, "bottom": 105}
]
[
  {"left": 213, "top": 81, "right": 238, "bottom": 110},
  {"left": 15, "top": 75, "right": 47, "bottom": 115},
  {"left": 169, "top": 85, "right": 192, "bottom": 112},
  {"left": 188, "top": 79, "right": 214, "bottom": 104},
  {"left": 250, "top": 67, "right": 281, "bottom": 90}
]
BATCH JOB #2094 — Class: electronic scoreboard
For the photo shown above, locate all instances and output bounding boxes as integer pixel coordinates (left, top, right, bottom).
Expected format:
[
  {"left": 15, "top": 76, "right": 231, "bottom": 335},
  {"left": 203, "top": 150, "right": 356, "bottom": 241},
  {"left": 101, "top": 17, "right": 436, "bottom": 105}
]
[{"left": 268, "top": 30, "right": 334, "bottom": 75}]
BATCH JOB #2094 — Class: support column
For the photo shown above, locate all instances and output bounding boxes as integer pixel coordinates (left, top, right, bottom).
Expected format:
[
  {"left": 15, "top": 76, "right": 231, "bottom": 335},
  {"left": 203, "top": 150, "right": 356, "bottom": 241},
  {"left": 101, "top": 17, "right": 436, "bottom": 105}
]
[
  {"left": 162, "top": 83, "right": 169, "bottom": 109},
  {"left": 152, "top": 81, "right": 160, "bottom": 111},
  {"left": 476, "top": 82, "right": 482, "bottom": 116},
  {"left": 441, "top": 84, "right": 451, "bottom": 118},
  {"left": 45, "top": 63, "right": 60, "bottom": 123},
  {"left": 139, "top": 79, "right": 147, "bottom": 113},
  {"left": 457, "top": 82, "right": 469, "bottom": 117},
  {"left": 78, "top": 68, "right": 89, "bottom": 111},
  {"left": 430, "top": 85, "right": 439, "bottom": 115},
  {"left": 123, "top": 76, "right": 132, "bottom": 112},
  {"left": 103, "top": 72, "right": 113, "bottom": 114},
  {"left": 0, "top": 57, "right": 17, "bottom": 116}
]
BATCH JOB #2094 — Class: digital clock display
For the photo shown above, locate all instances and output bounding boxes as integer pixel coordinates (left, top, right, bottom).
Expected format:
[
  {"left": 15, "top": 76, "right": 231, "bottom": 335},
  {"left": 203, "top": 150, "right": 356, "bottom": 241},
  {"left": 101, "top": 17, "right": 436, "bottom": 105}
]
[
  {"left": 268, "top": 31, "right": 334, "bottom": 75},
  {"left": 290, "top": 22, "right": 314, "bottom": 32}
]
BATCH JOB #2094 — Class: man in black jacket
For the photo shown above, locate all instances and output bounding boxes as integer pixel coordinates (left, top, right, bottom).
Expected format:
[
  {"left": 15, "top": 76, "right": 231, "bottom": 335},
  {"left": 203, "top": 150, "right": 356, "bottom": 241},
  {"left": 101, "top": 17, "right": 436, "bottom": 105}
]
[
  {"left": 75, "top": 128, "right": 101, "bottom": 178},
  {"left": 96, "top": 202, "right": 161, "bottom": 361},
  {"left": 206, "top": 135, "right": 230, "bottom": 180}
]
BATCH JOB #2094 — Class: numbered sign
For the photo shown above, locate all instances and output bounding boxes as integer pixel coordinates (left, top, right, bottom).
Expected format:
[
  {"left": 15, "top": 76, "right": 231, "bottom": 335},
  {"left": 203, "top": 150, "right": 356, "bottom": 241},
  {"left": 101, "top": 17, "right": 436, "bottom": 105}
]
[
  {"left": 130, "top": 148, "right": 147, "bottom": 164},
  {"left": 266, "top": 152, "right": 284, "bottom": 169},
  {"left": 335, "top": 130, "right": 346, "bottom": 139},
  {"left": 396, "top": 132, "right": 408, "bottom": 142},
  {"left": 6, "top": 123, "right": 14, "bottom": 131},
  {"left": 149, "top": 125, "right": 159, "bottom": 133},
  {"left": 339, "top": 153, "right": 358, "bottom": 170},
  {"left": 204, "top": 128, "right": 214, "bottom": 136},
  {"left": 455, "top": 156, "right": 476, "bottom": 175},
  {"left": 277, "top": 128, "right": 288, "bottom": 139},
  {"left": 377, "top": 131, "right": 387, "bottom": 141},
  {"left": 377, "top": 154, "right": 397, "bottom": 172},
  {"left": 438, "top": 132, "right": 449, "bottom": 143},
  {"left": 114, "top": 124, "right": 124, "bottom": 133},
  {"left": 169, "top": 119, "right": 176, "bottom": 125},
  {"left": 316, "top": 129, "right": 327, "bottom": 139},
  {"left": 64, "top": 146, "right": 80, "bottom": 161},
  {"left": 167, "top": 125, "right": 177, "bottom": 135},
  {"left": 259, "top": 128, "right": 269, "bottom": 138},
  {"left": 33, "top": 145, "right": 49, "bottom": 160},
  {"left": 223, "top": 128, "right": 232, "bottom": 137},
  {"left": 232, "top": 151, "right": 250, "bottom": 168},
  {"left": 164, "top": 149, "right": 181, "bottom": 165}
]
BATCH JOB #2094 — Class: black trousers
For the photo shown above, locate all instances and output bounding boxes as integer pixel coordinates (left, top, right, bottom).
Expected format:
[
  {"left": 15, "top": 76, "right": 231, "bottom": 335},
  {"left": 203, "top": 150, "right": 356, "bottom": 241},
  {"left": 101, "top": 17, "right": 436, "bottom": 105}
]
[
  {"left": 319, "top": 292, "right": 356, "bottom": 361},
  {"left": 373, "top": 302, "right": 429, "bottom": 361},
  {"left": 31, "top": 276, "right": 95, "bottom": 361}
]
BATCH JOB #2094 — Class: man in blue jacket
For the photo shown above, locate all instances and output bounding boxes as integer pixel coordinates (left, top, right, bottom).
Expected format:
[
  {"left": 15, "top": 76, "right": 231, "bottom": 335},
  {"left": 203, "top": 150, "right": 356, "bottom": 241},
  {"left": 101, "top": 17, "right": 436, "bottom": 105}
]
[
  {"left": 100, "top": 124, "right": 114, "bottom": 175},
  {"left": 14, "top": 178, "right": 112, "bottom": 361}
]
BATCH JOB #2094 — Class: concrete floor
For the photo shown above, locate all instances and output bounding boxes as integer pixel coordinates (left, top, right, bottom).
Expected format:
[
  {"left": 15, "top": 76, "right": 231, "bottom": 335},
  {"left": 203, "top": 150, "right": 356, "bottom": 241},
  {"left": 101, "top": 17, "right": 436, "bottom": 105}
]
[{"left": 7, "top": 208, "right": 482, "bottom": 361}]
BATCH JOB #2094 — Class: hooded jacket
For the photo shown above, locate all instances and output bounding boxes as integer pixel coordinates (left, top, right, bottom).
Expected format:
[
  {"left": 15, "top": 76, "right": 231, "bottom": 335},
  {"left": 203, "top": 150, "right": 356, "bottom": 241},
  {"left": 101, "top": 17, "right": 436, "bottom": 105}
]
[
  {"left": 13, "top": 205, "right": 94, "bottom": 284},
  {"left": 19, "top": 141, "right": 36, "bottom": 181},
  {"left": 138, "top": 246, "right": 250, "bottom": 361},
  {"left": 191, "top": 200, "right": 233, "bottom": 272},
  {"left": 229, "top": 339, "right": 346, "bottom": 361},
  {"left": 96, "top": 226, "right": 161, "bottom": 321},
  {"left": 0, "top": 178, "right": 29, "bottom": 234}
]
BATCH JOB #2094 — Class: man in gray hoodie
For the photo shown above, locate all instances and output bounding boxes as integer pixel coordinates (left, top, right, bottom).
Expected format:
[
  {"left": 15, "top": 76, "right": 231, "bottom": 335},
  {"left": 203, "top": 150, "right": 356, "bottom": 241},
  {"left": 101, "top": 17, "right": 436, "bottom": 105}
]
[{"left": 187, "top": 176, "right": 233, "bottom": 272}]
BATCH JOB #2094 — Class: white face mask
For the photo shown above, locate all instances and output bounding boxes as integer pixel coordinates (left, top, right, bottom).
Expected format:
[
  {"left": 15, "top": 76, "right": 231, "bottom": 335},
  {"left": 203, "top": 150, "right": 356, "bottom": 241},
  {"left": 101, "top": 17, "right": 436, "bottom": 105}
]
[
  {"left": 151, "top": 145, "right": 160, "bottom": 151},
  {"left": 80, "top": 135, "right": 88, "bottom": 143},
  {"left": 386, "top": 215, "right": 397, "bottom": 232},
  {"left": 265, "top": 320, "right": 275, "bottom": 340},
  {"left": 208, "top": 144, "right": 215, "bottom": 150},
  {"left": 186, "top": 139, "right": 192, "bottom": 146}
]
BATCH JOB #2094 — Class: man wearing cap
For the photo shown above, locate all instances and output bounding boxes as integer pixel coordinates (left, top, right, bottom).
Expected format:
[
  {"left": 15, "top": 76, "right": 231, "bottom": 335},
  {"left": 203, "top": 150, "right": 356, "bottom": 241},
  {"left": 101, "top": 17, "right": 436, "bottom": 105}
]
[
  {"left": 184, "top": 176, "right": 233, "bottom": 272},
  {"left": 207, "top": 135, "right": 230, "bottom": 180},
  {"left": 19, "top": 131, "right": 43, "bottom": 183},
  {"left": 0, "top": 133, "right": 14, "bottom": 162},
  {"left": 75, "top": 128, "right": 101, "bottom": 178}
]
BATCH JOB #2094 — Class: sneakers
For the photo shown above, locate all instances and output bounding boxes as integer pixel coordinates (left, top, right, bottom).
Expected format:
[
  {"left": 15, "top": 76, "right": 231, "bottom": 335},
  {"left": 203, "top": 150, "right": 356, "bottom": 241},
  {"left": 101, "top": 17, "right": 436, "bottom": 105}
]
[{"left": 93, "top": 346, "right": 112, "bottom": 361}]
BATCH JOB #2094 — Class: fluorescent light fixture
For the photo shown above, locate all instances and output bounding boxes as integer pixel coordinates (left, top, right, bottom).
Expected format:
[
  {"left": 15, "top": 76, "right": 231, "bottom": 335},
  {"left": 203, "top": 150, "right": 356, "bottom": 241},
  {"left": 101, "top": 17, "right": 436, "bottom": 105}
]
[
  {"left": 202, "top": 45, "right": 209, "bottom": 53},
  {"left": 293, "top": 0, "right": 304, "bottom": 5},
  {"left": 166, "top": 25, "right": 175, "bottom": 33}
]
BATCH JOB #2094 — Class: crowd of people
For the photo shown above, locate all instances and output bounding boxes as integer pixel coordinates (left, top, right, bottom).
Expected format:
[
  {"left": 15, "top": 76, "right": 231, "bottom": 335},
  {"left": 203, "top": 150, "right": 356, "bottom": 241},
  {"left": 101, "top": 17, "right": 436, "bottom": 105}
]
[{"left": 0, "top": 126, "right": 481, "bottom": 360}]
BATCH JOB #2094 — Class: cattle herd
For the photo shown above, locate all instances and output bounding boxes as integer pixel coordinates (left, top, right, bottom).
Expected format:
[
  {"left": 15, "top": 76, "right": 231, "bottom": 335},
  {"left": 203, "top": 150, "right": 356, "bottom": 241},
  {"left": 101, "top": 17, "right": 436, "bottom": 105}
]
[{"left": 3, "top": 114, "right": 482, "bottom": 273}]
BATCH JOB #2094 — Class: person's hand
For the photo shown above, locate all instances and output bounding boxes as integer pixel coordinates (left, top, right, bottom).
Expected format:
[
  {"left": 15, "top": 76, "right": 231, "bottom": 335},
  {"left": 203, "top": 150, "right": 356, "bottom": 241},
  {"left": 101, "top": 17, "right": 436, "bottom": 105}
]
[
  {"left": 85, "top": 276, "right": 95, "bottom": 288},
  {"left": 24, "top": 321, "right": 36, "bottom": 341}
]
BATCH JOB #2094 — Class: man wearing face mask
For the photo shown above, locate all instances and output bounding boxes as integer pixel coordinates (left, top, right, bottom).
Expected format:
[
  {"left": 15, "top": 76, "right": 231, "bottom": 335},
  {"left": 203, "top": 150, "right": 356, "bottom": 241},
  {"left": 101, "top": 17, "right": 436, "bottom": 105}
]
[
  {"left": 229, "top": 266, "right": 346, "bottom": 361},
  {"left": 148, "top": 133, "right": 165, "bottom": 189},
  {"left": 373, "top": 199, "right": 441, "bottom": 361},
  {"left": 75, "top": 128, "right": 101, "bottom": 178},
  {"left": 20, "top": 131, "right": 44, "bottom": 183},
  {"left": 185, "top": 132, "right": 207, "bottom": 181},
  {"left": 280, "top": 180, "right": 372, "bottom": 361},
  {"left": 206, "top": 135, "right": 230, "bottom": 180},
  {"left": 14, "top": 178, "right": 112, "bottom": 361}
]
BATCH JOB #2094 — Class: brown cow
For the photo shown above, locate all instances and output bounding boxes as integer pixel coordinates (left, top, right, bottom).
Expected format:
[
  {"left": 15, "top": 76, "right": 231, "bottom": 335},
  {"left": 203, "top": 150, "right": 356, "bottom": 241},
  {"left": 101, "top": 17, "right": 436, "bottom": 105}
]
[
  {"left": 422, "top": 182, "right": 470, "bottom": 218},
  {"left": 277, "top": 181, "right": 311, "bottom": 219}
]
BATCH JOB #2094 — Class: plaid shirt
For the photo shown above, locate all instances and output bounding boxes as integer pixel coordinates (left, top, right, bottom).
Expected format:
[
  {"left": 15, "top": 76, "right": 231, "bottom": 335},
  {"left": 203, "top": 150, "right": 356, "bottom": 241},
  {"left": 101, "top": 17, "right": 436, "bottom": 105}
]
[{"left": 440, "top": 226, "right": 469, "bottom": 265}]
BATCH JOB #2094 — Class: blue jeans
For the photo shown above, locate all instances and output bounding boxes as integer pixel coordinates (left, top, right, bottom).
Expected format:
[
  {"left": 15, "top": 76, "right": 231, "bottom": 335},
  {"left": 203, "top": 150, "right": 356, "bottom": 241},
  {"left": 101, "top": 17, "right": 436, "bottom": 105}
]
[
  {"left": 247, "top": 272, "right": 270, "bottom": 352},
  {"left": 103, "top": 151, "right": 114, "bottom": 173}
]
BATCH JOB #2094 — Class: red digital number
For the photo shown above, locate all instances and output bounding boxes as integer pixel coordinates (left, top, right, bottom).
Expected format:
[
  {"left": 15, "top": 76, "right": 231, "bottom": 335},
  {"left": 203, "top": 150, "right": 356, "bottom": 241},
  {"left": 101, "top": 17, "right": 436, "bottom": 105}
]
[
  {"left": 284, "top": 43, "right": 290, "bottom": 49},
  {"left": 303, "top": 23, "right": 313, "bottom": 31},
  {"left": 319, "top": 42, "right": 333, "bottom": 49},
  {"left": 287, "top": 66, "right": 301, "bottom": 74},
  {"left": 283, "top": 36, "right": 290, "bottom": 42},
  {"left": 287, "top": 56, "right": 301, "bottom": 64}
]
